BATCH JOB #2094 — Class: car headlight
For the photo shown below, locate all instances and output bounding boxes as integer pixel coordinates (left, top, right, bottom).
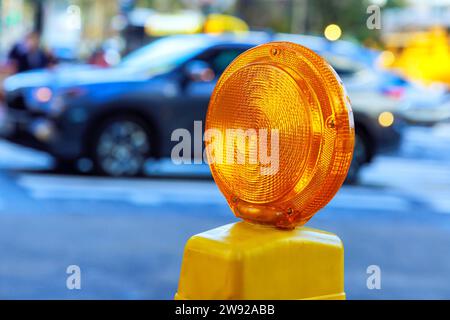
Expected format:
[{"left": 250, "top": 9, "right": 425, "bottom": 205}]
[{"left": 34, "top": 87, "right": 53, "bottom": 103}]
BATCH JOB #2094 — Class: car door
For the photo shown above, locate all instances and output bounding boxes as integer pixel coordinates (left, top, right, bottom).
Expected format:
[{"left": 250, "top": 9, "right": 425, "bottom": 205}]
[
  {"left": 184, "top": 45, "right": 250, "bottom": 120},
  {"left": 175, "top": 45, "right": 250, "bottom": 161}
]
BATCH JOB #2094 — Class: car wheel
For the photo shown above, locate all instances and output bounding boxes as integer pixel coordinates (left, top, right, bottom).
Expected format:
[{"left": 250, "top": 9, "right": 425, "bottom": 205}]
[
  {"left": 345, "top": 133, "right": 368, "bottom": 184},
  {"left": 92, "top": 116, "right": 151, "bottom": 177}
]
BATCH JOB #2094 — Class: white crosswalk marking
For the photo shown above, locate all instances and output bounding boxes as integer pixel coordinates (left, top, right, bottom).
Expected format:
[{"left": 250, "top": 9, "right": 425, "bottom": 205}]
[
  {"left": 17, "top": 174, "right": 226, "bottom": 206},
  {"left": 6, "top": 124, "right": 450, "bottom": 215},
  {"left": 361, "top": 157, "right": 450, "bottom": 214},
  {"left": 0, "top": 141, "right": 52, "bottom": 170},
  {"left": 16, "top": 171, "right": 413, "bottom": 213}
]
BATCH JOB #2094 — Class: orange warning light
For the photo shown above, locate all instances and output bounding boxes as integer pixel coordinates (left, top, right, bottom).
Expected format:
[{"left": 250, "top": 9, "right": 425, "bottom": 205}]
[{"left": 205, "top": 42, "right": 354, "bottom": 229}]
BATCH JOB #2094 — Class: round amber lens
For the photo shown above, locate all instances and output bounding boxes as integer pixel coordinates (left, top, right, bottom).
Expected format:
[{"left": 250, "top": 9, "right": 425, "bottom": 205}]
[{"left": 205, "top": 42, "right": 354, "bottom": 228}]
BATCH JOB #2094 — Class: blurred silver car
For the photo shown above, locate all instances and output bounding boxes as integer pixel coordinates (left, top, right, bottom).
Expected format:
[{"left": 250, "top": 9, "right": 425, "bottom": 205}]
[{"left": 399, "top": 82, "right": 450, "bottom": 126}]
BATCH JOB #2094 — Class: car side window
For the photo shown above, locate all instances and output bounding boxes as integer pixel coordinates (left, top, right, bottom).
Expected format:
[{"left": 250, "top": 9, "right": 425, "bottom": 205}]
[
  {"left": 210, "top": 49, "right": 244, "bottom": 76},
  {"left": 332, "top": 65, "right": 356, "bottom": 78},
  {"left": 194, "top": 48, "right": 246, "bottom": 79}
]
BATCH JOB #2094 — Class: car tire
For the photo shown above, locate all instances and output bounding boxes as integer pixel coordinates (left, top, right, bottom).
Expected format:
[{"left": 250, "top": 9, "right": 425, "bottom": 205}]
[
  {"left": 91, "top": 115, "right": 151, "bottom": 177},
  {"left": 345, "top": 131, "right": 369, "bottom": 185}
]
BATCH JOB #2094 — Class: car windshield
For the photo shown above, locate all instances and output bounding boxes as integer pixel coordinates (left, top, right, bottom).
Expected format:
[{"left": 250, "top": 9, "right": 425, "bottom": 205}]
[
  {"left": 120, "top": 36, "right": 209, "bottom": 73},
  {"left": 323, "top": 53, "right": 366, "bottom": 78}
]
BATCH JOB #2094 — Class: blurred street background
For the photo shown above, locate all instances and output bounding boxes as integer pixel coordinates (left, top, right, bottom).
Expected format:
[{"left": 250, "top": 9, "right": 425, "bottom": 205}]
[{"left": 0, "top": 0, "right": 450, "bottom": 299}]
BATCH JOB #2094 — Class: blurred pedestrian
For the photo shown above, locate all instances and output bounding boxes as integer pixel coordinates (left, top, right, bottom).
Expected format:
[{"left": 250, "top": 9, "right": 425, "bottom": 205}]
[
  {"left": 88, "top": 48, "right": 109, "bottom": 68},
  {"left": 6, "top": 31, "right": 55, "bottom": 74}
]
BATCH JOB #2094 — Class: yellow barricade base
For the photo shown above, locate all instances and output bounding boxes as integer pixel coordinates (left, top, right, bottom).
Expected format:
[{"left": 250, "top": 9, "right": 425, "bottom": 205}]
[{"left": 176, "top": 221, "right": 345, "bottom": 300}]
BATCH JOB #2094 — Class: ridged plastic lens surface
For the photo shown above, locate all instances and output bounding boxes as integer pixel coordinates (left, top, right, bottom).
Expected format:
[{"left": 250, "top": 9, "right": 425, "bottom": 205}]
[{"left": 205, "top": 42, "right": 354, "bottom": 228}]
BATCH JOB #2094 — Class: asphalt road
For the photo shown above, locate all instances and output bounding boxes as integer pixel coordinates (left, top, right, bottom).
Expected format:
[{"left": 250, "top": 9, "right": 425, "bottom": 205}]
[{"left": 0, "top": 124, "right": 450, "bottom": 299}]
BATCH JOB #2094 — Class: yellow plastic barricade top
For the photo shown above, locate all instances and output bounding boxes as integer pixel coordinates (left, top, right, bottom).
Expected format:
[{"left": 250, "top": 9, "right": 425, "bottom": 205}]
[{"left": 175, "top": 221, "right": 345, "bottom": 300}]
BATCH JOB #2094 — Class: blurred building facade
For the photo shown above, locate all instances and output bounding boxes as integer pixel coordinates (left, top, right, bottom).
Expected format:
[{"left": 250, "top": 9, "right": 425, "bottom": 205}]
[
  {"left": 0, "top": 0, "right": 119, "bottom": 60},
  {"left": 0, "top": 0, "right": 36, "bottom": 58},
  {"left": 383, "top": 0, "right": 450, "bottom": 32},
  {"left": 42, "top": 0, "right": 119, "bottom": 60}
]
